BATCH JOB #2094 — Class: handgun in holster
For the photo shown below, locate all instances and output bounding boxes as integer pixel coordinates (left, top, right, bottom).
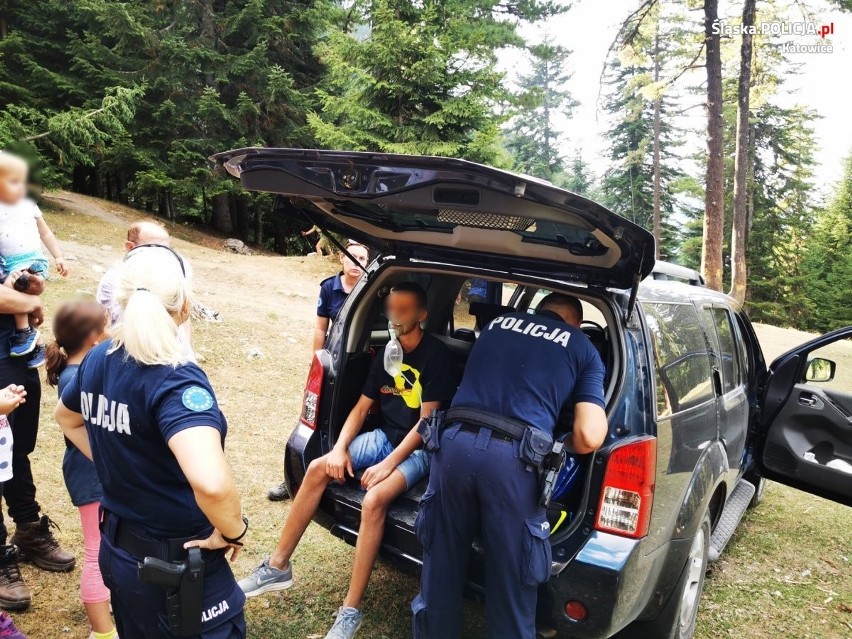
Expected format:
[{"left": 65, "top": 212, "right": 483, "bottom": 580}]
[
  {"left": 538, "top": 440, "right": 567, "bottom": 508},
  {"left": 417, "top": 409, "right": 446, "bottom": 452},
  {"left": 138, "top": 547, "right": 205, "bottom": 636}
]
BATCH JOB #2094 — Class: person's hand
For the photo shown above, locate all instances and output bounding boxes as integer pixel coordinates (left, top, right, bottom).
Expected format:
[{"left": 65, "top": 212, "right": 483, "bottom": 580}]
[
  {"left": 0, "top": 384, "right": 26, "bottom": 416},
  {"left": 184, "top": 528, "right": 243, "bottom": 562},
  {"left": 56, "top": 258, "right": 69, "bottom": 277},
  {"left": 361, "top": 458, "right": 395, "bottom": 490},
  {"left": 301, "top": 230, "right": 309, "bottom": 236},
  {"left": 326, "top": 446, "right": 354, "bottom": 482}
]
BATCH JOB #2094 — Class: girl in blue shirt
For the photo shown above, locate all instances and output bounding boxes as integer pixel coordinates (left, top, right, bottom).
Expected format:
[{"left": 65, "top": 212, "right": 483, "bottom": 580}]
[{"left": 45, "top": 300, "right": 114, "bottom": 639}]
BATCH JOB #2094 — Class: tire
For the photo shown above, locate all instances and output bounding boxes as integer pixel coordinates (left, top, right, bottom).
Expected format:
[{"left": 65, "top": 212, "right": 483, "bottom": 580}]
[
  {"left": 614, "top": 512, "right": 711, "bottom": 639},
  {"left": 743, "top": 471, "right": 766, "bottom": 509}
]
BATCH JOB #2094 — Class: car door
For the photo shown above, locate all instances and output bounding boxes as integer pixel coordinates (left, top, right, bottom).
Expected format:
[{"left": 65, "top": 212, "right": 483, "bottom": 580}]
[
  {"left": 700, "top": 305, "right": 749, "bottom": 479},
  {"left": 756, "top": 326, "right": 852, "bottom": 507}
]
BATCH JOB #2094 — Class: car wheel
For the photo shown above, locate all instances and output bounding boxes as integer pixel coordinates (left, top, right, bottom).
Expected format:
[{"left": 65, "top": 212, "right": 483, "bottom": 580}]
[
  {"left": 743, "top": 472, "right": 766, "bottom": 509},
  {"left": 613, "top": 511, "right": 711, "bottom": 639}
]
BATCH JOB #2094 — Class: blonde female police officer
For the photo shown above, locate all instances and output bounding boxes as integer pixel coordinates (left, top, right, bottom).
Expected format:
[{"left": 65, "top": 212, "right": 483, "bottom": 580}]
[{"left": 55, "top": 244, "right": 248, "bottom": 639}]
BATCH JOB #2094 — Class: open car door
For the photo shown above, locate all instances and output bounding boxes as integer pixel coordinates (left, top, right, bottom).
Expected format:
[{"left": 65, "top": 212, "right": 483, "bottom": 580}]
[{"left": 756, "top": 326, "right": 852, "bottom": 507}]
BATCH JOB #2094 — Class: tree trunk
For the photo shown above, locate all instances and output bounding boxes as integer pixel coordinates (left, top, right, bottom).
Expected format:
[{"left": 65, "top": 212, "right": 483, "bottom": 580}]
[
  {"left": 651, "top": 17, "right": 662, "bottom": 260},
  {"left": 701, "top": 0, "right": 725, "bottom": 291},
  {"left": 730, "top": 0, "right": 757, "bottom": 304},
  {"left": 234, "top": 195, "right": 251, "bottom": 242},
  {"left": 210, "top": 193, "right": 234, "bottom": 234}
]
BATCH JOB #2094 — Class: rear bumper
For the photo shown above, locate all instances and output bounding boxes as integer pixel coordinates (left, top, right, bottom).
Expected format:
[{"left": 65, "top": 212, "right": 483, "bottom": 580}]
[{"left": 542, "top": 531, "right": 692, "bottom": 639}]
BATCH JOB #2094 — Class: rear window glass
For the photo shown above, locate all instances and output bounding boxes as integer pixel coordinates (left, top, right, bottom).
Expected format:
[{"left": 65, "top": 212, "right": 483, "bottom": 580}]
[
  {"left": 452, "top": 279, "right": 515, "bottom": 332},
  {"left": 644, "top": 302, "right": 714, "bottom": 417}
]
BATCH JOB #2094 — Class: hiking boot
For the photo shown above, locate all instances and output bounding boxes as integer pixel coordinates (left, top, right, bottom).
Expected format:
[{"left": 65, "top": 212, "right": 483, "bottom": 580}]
[
  {"left": 238, "top": 558, "right": 293, "bottom": 597},
  {"left": 11, "top": 516, "right": 75, "bottom": 572},
  {"left": 0, "top": 611, "right": 27, "bottom": 638},
  {"left": 8, "top": 329, "right": 38, "bottom": 358},
  {"left": 26, "top": 345, "right": 45, "bottom": 370},
  {"left": 0, "top": 547, "right": 29, "bottom": 611},
  {"left": 267, "top": 480, "right": 291, "bottom": 502},
  {"left": 325, "top": 607, "right": 363, "bottom": 639}
]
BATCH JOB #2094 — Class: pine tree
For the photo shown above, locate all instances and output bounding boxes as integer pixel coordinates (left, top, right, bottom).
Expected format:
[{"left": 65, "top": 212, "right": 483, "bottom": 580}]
[
  {"left": 600, "top": 54, "right": 683, "bottom": 260},
  {"left": 799, "top": 153, "right": 852, "bottom": 332},
  {"left": 504, "top": 38, "right": 577, "bottom": 181},
  {"left": 307, "top": 0, "right": 560, "bottom": 164},
  {"left": 560, "top": 151, "right": 598, "bottom": 199},
  {"left": 744, "top": 103, "right": 820, "bottom": 327}
]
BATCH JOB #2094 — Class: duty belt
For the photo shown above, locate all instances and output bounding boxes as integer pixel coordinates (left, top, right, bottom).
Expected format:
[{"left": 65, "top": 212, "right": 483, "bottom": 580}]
[
  {"left": 444, "top": 406, "right": 530, "bottom": 441},
  {"left": 101, "top": 510, "right": 205, "bottom": 562}
]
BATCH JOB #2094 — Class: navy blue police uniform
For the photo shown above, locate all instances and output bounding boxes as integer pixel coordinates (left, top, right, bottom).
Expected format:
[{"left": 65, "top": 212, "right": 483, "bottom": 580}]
[
  {"left": 412, "top": 309, "right": 605, "bottom": 639},
  {"left": 57, "top": 365, "right": 103, "bottom": 508},
  {"left": 61, "top": 341, "right": 246, "bottom": 639},
  {"left": 317, "top": 273, "right": 349, "bottom": 322}
]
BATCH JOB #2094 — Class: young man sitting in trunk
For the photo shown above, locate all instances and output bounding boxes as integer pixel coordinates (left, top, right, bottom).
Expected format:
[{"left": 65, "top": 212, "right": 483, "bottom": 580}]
[{"left": 239, "top": 282, "right": 457, "bottom": 639}]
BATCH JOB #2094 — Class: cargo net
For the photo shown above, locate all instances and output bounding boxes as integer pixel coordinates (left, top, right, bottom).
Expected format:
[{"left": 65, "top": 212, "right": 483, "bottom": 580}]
[{"left": 436, "top": 208, "right": 534, "bottom": 232}]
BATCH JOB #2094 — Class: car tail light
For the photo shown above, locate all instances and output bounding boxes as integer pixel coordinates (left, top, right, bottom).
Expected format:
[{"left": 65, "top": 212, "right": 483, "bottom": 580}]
[
  {"left": 300, "top": 354, "right": 324, "bottom": 429},
  {"left": 564, "top": 600, "right": 587, "bottom": 622},
  {"left": 595, "top": 436, "right": 656, "bottom": 539}
]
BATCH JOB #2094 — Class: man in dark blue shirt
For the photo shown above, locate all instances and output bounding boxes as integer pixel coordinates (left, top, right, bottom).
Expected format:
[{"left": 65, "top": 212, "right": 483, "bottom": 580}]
[
  {"left": 412, "top": 293, "right": 608, "bottom": 639},
  {"left": 0, "top": 279, "right": 74, "bottom": 610}
]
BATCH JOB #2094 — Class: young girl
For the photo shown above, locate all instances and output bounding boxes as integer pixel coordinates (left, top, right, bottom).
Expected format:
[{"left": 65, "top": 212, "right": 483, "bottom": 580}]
[{"left": 45, "top": 300, "right": 116, "bottom": 639}]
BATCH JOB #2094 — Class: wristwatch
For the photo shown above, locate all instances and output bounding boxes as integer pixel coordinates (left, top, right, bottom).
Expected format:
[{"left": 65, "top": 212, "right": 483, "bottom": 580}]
[{"left": 223, "top": 516, "right": 249, "bottom": 545}]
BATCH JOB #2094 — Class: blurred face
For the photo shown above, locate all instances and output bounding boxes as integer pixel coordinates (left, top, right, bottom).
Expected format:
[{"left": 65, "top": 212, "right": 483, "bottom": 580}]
[
  {"left": 386, "top": 291, "right": 426, "bottom": 337},
  {"left": 126, "top": 223, "right": 171, "bottom": 251},
  {"left": 341, "top": 245, "right": 369, "bottom": 278},
  {"left": 0, "top": 164, "right": 27, "bottom": 205}
]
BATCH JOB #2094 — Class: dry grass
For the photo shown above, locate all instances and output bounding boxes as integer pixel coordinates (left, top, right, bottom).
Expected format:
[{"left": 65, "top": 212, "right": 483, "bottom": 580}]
[{"left": 5, "top": 192, "right": 850, "bottom": 638}]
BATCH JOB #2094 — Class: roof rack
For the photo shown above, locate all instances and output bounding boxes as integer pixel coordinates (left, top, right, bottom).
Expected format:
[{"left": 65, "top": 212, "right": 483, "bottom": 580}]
[{"left": 648, "top": 261, "right": 706, "bottom": 286}]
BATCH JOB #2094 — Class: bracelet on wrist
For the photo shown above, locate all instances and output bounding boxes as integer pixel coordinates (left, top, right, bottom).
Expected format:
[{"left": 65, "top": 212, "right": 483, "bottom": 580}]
[{"left": 222, "top": 516, "right": 249, "bottom": 545}]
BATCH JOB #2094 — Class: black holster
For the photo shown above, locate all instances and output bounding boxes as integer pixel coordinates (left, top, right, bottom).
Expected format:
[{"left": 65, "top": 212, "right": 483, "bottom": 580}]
[
  {"left": 538, "top": 441, "right": 567, "bottom": 508},
  {"left": 138, "top": 547, "right": 205, "bottom": 636},
  {"left": 417, "top": 409, "right": 446, "bottom": 452}
]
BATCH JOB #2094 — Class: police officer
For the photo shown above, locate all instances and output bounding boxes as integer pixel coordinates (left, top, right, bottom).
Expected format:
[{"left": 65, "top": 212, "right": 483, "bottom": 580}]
[
  {"left": 412, "top": 293, "right": 608, "bottom": 639},
  {"left": 55, "top": 244, "right": 248, "bottom": 639}
]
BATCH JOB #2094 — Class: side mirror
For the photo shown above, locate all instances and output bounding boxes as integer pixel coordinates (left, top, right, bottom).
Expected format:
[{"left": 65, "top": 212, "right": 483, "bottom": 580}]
[{"left": 804, "top": 357, "right": 836, "bottom": 383}]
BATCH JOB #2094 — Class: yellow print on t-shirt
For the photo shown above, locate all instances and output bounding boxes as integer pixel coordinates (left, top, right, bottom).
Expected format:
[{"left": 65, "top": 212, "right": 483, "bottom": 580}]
[{"left": 379, "top": 364, "right": 422, "bottom": 409}]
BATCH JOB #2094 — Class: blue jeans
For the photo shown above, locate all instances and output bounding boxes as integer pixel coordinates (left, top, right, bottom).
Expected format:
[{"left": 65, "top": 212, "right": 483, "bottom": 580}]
[{"left": 348, "top": 428, "right": 431, "bottom": 489}]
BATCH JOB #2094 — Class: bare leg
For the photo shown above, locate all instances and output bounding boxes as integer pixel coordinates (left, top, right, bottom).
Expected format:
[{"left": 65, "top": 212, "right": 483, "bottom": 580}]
[
  {"left": 343, "top": 470, "right": 408, "bottom": 609},
  {"left": 84, "top": 601, "right": 114, "bottom": 633},
  {"left": 13, "top": 313, "right": 28, "bottom": 331},
  {"left": 268, "top": 455, "right": 334, "bottom": 569}
]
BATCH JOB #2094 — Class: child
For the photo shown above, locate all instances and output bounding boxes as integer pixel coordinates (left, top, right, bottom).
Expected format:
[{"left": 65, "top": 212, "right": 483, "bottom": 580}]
[
  {"left": 0, "top": 382, "right": 29, "bottom": 639},
  {"left": 46, "top": 300, "right": 116, "bottom": 639},
  {"left": 0, "top": 151, "right": 69, "bottom": 368}
]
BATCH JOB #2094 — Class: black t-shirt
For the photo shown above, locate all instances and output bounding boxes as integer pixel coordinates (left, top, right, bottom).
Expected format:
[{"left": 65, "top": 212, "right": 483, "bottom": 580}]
[{"left": 363, "top": 332, "right": 457, "bottom": 446}]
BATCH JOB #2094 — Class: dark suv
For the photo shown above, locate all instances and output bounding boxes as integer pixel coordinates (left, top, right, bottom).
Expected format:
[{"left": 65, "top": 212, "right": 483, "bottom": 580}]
[{"left": 213, "top": 148, "right": 852, "bottom": 639}]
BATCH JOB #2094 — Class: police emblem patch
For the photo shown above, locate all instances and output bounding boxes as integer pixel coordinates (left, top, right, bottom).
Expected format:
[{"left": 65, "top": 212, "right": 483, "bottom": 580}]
[{"left": 182, "top": 386, "right": 214, "bottom": 411}]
